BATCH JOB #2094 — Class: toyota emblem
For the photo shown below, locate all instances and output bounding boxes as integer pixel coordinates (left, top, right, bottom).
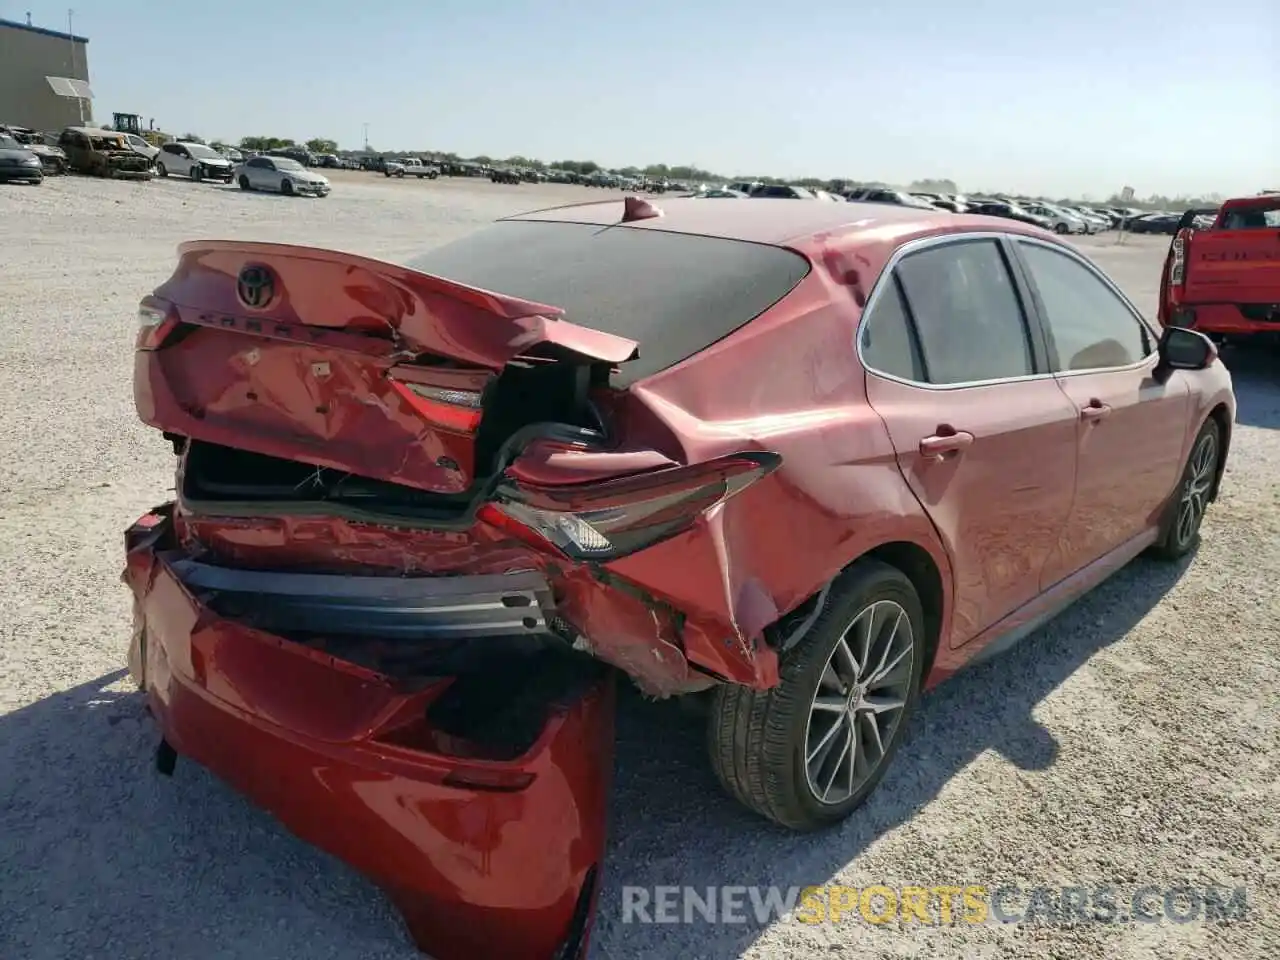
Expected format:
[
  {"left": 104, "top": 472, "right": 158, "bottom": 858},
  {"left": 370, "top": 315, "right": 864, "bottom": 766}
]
[{"left": 237, "top": 265, "right": 275, "bottom": 309}]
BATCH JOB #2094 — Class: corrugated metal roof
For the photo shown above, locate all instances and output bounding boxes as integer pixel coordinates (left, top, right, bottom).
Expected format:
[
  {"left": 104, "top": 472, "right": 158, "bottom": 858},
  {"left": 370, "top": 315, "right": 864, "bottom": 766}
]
[{"left": 0, "top": 17, "right": 90, "bottom": 44}]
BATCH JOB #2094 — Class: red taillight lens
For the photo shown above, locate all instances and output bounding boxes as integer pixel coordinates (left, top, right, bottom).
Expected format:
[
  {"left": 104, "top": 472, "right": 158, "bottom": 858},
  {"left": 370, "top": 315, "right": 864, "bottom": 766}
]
[
  {"left": 136, "top": 296, "right": 181, "bottom": 350},
  {"left": 482, "top": 452, "right": 781, "bottom": 561},
  {"left": 388, "top": 379, "right": 484, "bottom": 433}
]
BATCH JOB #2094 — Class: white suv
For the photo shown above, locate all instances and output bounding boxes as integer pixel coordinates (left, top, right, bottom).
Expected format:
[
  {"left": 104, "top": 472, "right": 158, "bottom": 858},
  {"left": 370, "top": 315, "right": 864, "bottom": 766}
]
[{"left": 155, "top": 141, "right": 234, "bottom": 183}]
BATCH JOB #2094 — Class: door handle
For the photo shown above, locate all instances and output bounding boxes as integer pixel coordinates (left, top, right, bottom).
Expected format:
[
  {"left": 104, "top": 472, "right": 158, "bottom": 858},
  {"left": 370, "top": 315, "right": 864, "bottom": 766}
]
[
  {"left": 919, "top": 430, "right": 975, "bottom": 458},
  {"left": 1080, "top": 400, "right": 1112, "bottom": 422}
]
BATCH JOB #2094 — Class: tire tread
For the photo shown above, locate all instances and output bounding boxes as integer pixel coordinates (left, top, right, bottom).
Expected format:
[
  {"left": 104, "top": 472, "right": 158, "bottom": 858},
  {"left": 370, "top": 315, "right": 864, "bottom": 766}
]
[{"left": 708, "top": 559, "right": 923, "bottom": 830}]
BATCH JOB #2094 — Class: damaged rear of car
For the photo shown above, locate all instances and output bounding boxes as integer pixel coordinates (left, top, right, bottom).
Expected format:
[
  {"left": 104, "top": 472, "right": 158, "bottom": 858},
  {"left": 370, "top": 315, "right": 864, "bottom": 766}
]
[{"left": 126, "top": 224, "right": 810, "bottom": 956}]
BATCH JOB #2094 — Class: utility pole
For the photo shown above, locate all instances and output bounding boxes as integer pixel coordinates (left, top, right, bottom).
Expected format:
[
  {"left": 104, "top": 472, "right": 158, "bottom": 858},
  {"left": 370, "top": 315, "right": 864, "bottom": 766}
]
[
  {"left": 68, "top": 9, "right": 84, "bottom": 124},
  {"left": 363, "top": 123, "right": 370, "bottom": 151}
]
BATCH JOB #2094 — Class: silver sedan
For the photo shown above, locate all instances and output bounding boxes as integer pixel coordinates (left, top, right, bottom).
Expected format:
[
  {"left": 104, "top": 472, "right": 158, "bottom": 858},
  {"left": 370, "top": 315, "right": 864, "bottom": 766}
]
[{"left": 233, "top": 156, "right": 331, "bottom": 196}]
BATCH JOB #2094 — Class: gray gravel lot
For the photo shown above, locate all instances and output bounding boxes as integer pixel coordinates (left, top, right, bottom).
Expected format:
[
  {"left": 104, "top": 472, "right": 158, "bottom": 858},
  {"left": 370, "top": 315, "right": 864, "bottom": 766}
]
[{"left": 1, "top": 174, "right": 1277, "bottom": 960}]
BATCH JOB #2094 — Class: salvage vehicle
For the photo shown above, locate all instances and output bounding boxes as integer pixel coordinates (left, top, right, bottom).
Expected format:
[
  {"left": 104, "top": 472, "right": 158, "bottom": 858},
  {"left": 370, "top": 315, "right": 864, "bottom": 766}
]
[
  {"left": 490, "top": 166, "right": 522, "bottom": 184},
  {"left": 122, "top": 132, "right": 161, "bottom": 164},
  {"left": 125, "top": 197, "right": 1233, "bottom": 958},
  {"left": 156, "top": 141, "right": 234, "bottom": 182},
  {"left": 58, "top": 127, "right": 154, "bottom": 179},
  {"left": 1159, "top": 193, "right": 1280, "bottom": 345},
  {"left": 0, "top": 133, "right": 45, "bottom": 183},
  {"left": 233, "top": 155, "right": 330, "bottom": 196},
  {"left": 0, "top": 125, "right": 68, "bottom": 174}
]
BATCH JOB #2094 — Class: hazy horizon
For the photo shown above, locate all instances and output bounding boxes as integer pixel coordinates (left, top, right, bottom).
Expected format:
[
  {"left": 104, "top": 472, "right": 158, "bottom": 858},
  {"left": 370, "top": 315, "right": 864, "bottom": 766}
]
[{"left": 20, "top": 0, "right": 1277, "bottom": 198}]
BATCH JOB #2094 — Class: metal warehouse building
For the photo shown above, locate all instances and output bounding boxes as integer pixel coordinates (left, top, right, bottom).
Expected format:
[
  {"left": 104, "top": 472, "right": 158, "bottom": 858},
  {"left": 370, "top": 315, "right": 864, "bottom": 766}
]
[{"left": 0, "top": 17, "right": 92, "bottom": 132}]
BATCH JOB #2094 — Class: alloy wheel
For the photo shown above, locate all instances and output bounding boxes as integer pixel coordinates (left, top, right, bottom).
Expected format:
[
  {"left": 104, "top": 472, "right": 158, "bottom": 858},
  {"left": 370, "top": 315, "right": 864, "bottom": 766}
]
[
  {"left": 803, "top": 599, "right": 914, "bottom": 806},
  {"left": 1175, "top": 431, "right": 1217, "bottom": 547}
]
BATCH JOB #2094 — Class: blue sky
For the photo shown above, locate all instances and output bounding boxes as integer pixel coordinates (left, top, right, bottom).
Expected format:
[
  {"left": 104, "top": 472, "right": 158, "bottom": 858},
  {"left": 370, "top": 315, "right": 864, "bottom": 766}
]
[{"left": 19, "top": 0, "right": 1278, "bottom": 197}]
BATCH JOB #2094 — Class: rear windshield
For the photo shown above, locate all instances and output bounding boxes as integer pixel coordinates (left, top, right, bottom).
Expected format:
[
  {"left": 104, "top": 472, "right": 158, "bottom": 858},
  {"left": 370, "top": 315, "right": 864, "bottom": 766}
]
[
  {"left": 401, "top": 220, "right": 810, "bottom": 385},
  {"left": 1220, "top": 200, "right": 1280, "bottom": 229}
]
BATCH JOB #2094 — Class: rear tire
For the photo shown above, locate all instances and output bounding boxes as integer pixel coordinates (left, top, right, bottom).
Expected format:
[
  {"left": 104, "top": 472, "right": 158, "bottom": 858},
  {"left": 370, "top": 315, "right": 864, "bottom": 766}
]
[
  {"left": 708, "top": 559, "right": 926, "bottom": 831},
  {"left": 1150, "top": 418, "right": 1221, "bottom": 561}
]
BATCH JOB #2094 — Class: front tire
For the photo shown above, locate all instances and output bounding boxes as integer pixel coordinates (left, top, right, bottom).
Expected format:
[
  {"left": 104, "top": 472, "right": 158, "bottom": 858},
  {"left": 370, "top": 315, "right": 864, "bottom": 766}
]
[
  {"left": 1151, "top": 418, "right": 1221, "bottom": 561},
  {"left": 708, "top": 559, "right": 926, "bottom": 831},
  {"left": 191, "top": 165, "right": 202, "bottom": 182},
  {"left": 156, "top": 162, "right": 168, "bottom": 177},
  {"left": 238, "top": 174, "right": 251, "bottom": 190},
  {"left": 1054, "top": 222, "right": 1069, "bottom": 234},
  {"left": 281, "top": 178, "right": 294, "bottom": 196}
]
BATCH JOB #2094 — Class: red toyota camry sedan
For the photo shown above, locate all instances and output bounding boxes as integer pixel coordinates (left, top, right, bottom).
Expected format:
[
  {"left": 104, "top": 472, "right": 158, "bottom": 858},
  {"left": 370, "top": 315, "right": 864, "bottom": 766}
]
[{"left": 125, "top": 196, "right": 1234, "bottom": 958}]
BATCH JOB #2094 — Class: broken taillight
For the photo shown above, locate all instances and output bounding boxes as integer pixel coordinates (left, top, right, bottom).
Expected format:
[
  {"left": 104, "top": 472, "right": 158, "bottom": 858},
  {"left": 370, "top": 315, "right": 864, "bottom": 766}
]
[
  {"left": 136, "top": 296, "right": 182, "bottom": 350},
  {"left": 388, "top": 379, "right": 485, "bottom": 433},
  {"left": 1170, "top": 234, "right": 1186, "bottom": 286},
  {"left": 481, "top": 452, "right": 781, "bottom": 562}
]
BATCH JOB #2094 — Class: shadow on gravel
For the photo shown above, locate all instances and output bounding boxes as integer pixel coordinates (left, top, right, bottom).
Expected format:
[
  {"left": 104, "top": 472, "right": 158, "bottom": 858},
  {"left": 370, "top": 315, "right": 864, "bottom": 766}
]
[
  {"left": 1221, "top": 346, "right": 1280, "bottom": 430},
  {"left": 0, "top": 557, "right": 1191, "bottom": 960},
  {"left": 591, "top": 553, "right": 1193, "bottom": 959},
  {"left": 0, "top": 671, "right": 417, "bottom": 960}
]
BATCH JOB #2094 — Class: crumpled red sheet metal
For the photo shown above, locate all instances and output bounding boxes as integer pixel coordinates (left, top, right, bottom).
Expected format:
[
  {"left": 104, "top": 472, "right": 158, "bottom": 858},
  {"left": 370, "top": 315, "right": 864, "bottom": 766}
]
[{"left": 124, "top": 509, "right": 613, "bottom": 960}]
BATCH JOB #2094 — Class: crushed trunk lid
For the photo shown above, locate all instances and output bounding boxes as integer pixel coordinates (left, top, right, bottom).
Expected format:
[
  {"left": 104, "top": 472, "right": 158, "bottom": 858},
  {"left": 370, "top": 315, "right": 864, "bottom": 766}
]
[{"left": 135, "top": 242, "right": 640, "bottom": 496}]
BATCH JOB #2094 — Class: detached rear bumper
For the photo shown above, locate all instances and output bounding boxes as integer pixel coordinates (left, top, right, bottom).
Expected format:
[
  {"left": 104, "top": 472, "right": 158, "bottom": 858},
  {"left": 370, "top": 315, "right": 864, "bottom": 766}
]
[{"left": 123, "top": 508, "right": 612, "bottom": 960}]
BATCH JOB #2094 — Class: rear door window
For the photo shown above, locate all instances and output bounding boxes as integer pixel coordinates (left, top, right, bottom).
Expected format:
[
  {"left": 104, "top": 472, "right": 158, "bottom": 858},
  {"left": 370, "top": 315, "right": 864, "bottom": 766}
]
[
  {"left": 402, "top": 220, "right": 811, "bottom": 385},
  {"left": 1016, "top": 241, "right": 1152, "bottom": 371},
  {"left": 894, "top": 239, "right": 1035, "bottom": 384}
]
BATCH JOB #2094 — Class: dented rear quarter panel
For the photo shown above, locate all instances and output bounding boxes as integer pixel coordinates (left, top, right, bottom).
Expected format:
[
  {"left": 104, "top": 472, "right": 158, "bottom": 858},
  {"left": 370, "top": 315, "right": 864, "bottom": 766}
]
[{"left": 583, "top": 226, "right": 957, "bottom": 690}]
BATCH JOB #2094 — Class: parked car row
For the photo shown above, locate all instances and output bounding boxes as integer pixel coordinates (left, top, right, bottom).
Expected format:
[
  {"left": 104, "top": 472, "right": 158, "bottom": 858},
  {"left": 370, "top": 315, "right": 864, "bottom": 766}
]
[
  {"left": 676, "top": 183, "right": 1205, "bottom": 238},
  {"left": 0, "top": 125, "right": 69, "bottom": 175},
  {"left": 0, "top": 131, "right": 47, "bottom": 183}
]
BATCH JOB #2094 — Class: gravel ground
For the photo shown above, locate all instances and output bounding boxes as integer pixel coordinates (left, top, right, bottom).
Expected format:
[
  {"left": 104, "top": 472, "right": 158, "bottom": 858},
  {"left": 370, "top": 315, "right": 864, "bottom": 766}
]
[{"left": 0, "top": 174, "right": 1277, "bottom": 960}]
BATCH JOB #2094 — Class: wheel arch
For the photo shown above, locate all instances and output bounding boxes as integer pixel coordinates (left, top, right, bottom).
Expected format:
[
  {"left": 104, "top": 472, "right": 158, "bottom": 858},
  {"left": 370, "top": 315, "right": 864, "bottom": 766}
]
[
  {"left": 1206, "top": 402, "right": 1231, "bottom": 502},
  {"left": 775, "top": 538, "right": 949, "bottom": 685},
  {"left": 862, "top": 541, "right": 946, "bottom": 682}
]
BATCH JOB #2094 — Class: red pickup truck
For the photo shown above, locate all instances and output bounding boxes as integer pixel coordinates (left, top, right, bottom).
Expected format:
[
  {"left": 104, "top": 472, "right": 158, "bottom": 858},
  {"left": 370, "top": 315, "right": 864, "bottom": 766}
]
[{"left": 1159, "top": 193, "right": 1280, "bottom": 344}]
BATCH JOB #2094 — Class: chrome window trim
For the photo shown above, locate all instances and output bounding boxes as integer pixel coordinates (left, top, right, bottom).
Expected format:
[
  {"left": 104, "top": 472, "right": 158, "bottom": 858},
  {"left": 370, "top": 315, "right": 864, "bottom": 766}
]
[
  {"left": 856, "top": 230, "right": 1159, "bottom": 390},
  {"left": 855, "top": 231, "right": 1047, "bottom": 391},
  {"left": 1012, "top": 234, "right": 1162, "bottom": 378}
]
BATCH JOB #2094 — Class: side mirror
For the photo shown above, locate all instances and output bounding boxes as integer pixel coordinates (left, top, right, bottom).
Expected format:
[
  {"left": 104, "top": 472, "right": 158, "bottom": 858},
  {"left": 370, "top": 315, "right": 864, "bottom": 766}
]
[{"left": 1155, "top": 326, "right": 1216, "bottom": 380}]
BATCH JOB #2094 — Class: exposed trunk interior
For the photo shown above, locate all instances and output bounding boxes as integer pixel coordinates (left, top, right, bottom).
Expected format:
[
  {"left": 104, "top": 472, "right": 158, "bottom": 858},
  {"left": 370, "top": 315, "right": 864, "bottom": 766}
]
[
  {"left": 180, "top": 356, "right": 607, "bottom": 519},
  {"left": 421, "top": 648, "right": 609, "bottom": 760},
  {"left": 292, "top": 633, "right": 606, "bottom": 761}
]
